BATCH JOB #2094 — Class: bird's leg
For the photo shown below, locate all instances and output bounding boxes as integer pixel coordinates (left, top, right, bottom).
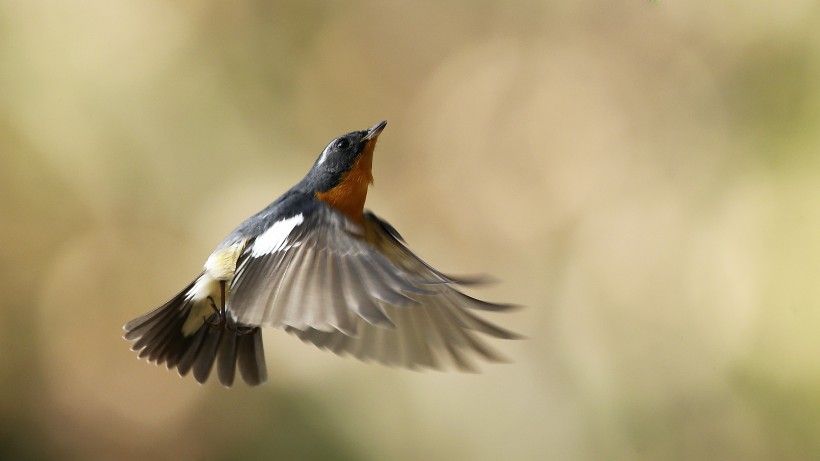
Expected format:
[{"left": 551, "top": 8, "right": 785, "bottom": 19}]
[
  {"left": 233, "top": 325, "right": 256, "bottom": 336},
  {"left": 204, "top": 280, "right": 254, "bottom": 336},
  {"left": 204, "top": 281, "right": 227, "bottom": 330}
]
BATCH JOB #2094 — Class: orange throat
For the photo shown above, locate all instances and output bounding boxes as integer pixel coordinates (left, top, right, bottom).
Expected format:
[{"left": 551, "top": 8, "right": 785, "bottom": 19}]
[{"left": 315, "top": 140, "right": 376, "bottom": 224}]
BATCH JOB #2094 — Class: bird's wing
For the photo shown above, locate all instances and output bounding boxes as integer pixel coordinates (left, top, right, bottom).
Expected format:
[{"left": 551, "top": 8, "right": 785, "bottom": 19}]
[{"left": 228, "top": 202, "right": 519, "bottom": 370}]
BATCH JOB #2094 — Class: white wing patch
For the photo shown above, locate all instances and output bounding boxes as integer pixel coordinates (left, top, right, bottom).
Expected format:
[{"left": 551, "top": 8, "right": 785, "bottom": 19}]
[{"left": 250, "top": 213, "right": 304, "bottom": 257}]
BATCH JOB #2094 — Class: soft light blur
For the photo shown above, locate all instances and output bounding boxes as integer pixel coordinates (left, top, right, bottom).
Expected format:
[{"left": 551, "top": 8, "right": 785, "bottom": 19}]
[{"left": 2, "top": 0, "right": 820, "bottom": 459}]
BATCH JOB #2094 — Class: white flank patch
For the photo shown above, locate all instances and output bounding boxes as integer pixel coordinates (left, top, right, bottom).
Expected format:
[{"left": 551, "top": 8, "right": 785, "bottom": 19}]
[
  {"left": 250, "top": 213, "right": 304, "bottom": 257},
  {"left": 203, "top": 242, "right": 245, "bottom": 280},
  {"left": 187, "top": 273, "right": 218, "bottom": 302}
]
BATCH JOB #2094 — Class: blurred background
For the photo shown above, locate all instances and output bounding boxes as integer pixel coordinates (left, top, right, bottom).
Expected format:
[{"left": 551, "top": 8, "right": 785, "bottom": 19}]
[{"left": 2, "top": 0, "right": 820, "bottom": 459}]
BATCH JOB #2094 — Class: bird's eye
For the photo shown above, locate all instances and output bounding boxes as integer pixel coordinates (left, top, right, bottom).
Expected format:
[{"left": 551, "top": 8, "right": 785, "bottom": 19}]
[{"left": 334, "top": 138, "right": 351, "bottom": 150}]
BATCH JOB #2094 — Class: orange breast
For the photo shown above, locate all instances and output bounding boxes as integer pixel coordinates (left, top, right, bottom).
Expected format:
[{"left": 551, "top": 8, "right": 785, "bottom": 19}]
[{"left": 315, "top": 141, "right": 375, "bottom": 224}]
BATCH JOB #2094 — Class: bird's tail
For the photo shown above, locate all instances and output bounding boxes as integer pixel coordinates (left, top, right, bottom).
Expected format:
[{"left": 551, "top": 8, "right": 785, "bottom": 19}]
[{"left": 123, "top": 276, "right": 267, "bottom": 387}]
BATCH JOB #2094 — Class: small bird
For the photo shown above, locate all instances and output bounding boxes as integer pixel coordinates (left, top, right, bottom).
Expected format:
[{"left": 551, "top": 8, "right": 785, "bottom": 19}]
[{"left": 124, "top": 121, "right": 518, "bottom": 386}]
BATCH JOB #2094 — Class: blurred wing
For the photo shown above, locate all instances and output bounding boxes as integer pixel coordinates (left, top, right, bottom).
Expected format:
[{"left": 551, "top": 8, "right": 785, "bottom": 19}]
[{"left": 228, "top": 204, "right": 519, "bottom": 370}]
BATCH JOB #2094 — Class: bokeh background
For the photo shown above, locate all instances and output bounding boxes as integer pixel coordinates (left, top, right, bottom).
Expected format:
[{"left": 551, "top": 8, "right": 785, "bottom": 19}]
[{"left": 2, "top": 0, "right": 820, "bottom": 460}]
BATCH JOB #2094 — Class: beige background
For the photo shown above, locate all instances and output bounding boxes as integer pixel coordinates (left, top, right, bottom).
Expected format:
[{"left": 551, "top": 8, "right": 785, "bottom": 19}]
[{"left": 2, "top": 1, "right": 820, "bottom": 460}]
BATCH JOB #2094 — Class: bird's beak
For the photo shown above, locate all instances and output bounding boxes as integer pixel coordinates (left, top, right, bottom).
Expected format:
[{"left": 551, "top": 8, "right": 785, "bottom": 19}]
[{"left": 363, "top": 120, "right": 387, "bottom": 141}]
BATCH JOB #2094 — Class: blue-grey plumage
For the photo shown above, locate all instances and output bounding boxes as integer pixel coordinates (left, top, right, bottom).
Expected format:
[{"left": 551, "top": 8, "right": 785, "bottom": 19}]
[{"left": 123, "top": 121, "right": 519, "bottom": 387}]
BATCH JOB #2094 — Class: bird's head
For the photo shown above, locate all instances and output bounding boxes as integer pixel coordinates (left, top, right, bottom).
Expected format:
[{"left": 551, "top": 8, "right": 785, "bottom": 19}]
[
  {"left": 304, "top": 120, "right": 387, "bottom": 193},
  {"left": 302, "top": 120, "right": 387, "bottom": 223}
]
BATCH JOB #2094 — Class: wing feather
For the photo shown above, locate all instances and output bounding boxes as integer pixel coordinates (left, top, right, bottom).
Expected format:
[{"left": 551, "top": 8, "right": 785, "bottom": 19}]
[
  {"left": 323, "top": 248, "right": 356, "bottom": 335},
  {"left": 228, "top": 202, "right": 518, "bottom": 371}
]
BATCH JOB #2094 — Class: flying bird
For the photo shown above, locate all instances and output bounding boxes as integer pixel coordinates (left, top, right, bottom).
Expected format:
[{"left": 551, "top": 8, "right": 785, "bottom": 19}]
[{"left": 123, "top": 121, "right": 519, "bottom": 386}]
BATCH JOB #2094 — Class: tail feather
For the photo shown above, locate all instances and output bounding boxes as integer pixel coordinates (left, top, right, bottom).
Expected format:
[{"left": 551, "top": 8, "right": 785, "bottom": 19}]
[
  {"left": 192, "top": 327, "right": 222, "bottom": 383},
  {"left": 123, "top": 277, "right": 267, "bottom": 387},
  {"left": 237, "top": 331, "right": 268, "bottom": 385},
  {"left": 176, "top": 326, "right": 207, "bottom": 376},
  {"left": 217, "top": 333, "right": 238, "bottom": 387}
]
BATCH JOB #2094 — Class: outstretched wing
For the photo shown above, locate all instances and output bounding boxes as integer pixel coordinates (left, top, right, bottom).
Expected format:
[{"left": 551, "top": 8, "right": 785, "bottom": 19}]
[{"left": 228, "top": 201, "right": 519, "bottom": 370}]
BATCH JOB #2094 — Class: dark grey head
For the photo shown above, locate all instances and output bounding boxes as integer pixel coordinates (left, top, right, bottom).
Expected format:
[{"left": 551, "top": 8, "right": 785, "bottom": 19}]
[{"left": 299, "top": 121, "right": 387, "bottom": 193}]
